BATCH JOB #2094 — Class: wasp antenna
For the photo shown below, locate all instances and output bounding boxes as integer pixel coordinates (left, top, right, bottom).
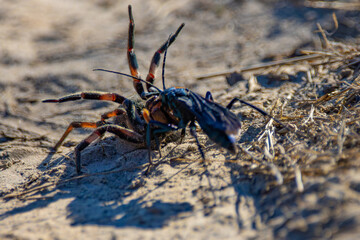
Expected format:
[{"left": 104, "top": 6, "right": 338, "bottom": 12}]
[
  {"left": 128, "top": 5, "right": 133, "bottom": 22},
  {"left": 227, "top": 98, "right": 307, "bottom": 138},
  {"left": 227, "top": 98, "right": 289, "bottom": 130},
  {"left": 162, "top": 34, "right": 172, "bottom": 90},
  {"left": 93, "top": 68, "right": 162, "bottom": 92}
]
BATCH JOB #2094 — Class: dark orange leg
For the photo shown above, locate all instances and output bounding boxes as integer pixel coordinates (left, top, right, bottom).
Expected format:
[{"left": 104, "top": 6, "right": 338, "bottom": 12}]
[
  {"left": 145, "top": 23, "right": 185, "bottom": 91},
  {"left": 101, "top": 107, "right": 143, "bottom": 132},
  {"left": 74, "top": 124, "right": 144, "bottom": 174},
  {"left": 43, "top": 91, "right": 126, "bottom": 104},
  {"left": 101, "top": 108, "right": 126, "bottom": 121},
  {"left": 127, "top": 5, "right": 145, "bottom": 99},
  {"left": 53, "top": 121, "right": 104, "bottom": 151}
]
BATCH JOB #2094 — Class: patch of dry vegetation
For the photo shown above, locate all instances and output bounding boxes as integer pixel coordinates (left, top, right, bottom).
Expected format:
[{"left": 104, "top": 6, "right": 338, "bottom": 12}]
[{"left": 217, "top": 20, "right": 360, "bottom": 238}]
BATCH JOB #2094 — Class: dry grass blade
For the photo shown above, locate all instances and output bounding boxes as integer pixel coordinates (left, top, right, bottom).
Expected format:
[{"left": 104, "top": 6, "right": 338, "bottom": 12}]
[
  {"left": 294, "top": 164, "right": 304, "bottom": 193},
  {"left": 266, "top": 162, "right": 283, "bottom": 185},
  {"left": 302, "top": 105, "right": 315, "bottom": 125},
  {"left": 337, "top": 120, "right": 346, "bottom": 156}
]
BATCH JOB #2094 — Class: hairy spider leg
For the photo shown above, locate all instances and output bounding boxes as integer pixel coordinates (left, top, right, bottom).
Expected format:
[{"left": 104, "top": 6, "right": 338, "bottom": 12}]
[
  {"left": 43, "top": 92, "right": 147, "bottom": 149},
  {"left": 43, "top": 91, "right": 126, "bottom": 150},
  {"left": 43, "top": 91, "right": 142, "bottom": 129},
  {"left": 161, "top": 35, "right": 171, "bottom": 90},
  {"left": 102, "top": 101, "right": 145, "bottom": 133},
  {"left": 127, "top": 5, "right": 145, "bottom": 99},
  {"left": 75, "top": 124, "right": 144, "bottom": 174},
  {"left": 145, "top": 23, "right": 185, "bottom": 92},
  {"left": 53, "top": 121, "right": 105, "bottom": 151},
  {"left": 101, "top": 108, "right": 126, "bottom": 121},
  {"left": 43, "top": 91, "right": 126, "bottom": 104}
]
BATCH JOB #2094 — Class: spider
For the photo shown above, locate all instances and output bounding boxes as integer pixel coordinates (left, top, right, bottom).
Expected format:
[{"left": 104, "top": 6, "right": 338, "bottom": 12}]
[{"left": 43, "top": 5, "right": 185, "bottom": 174}]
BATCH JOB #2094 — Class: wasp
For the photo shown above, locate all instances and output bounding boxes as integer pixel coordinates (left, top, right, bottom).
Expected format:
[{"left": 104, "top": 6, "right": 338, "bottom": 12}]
[{"left": 44, "top": 5, "right": 283, "bottom": 174}]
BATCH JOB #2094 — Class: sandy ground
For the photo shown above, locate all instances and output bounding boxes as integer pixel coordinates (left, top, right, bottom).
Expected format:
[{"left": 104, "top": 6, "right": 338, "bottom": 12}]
[{"left": 1, "top": 0, "right": 360, "bottom": 239}]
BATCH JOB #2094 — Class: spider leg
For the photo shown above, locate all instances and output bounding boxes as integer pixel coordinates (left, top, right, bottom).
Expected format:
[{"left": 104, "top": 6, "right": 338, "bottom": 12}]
[
  {"left": 74, "top": 124, "right": 144, "bottom": 174},
  {"left": 127, "top": 5, "right": 145, "bottom": 99},
  {"left": 44, "top": 92, "right": 145, "bottom": 131},
  {"left": 101, "top": 108, "right": 126, "bottom": 121},
  {"left": 102, "top": 105, "right": 146, "bottom": 137},
  {"left": 179, "top": 128, "right": 186, "bottom": 143},
  {"left": 53, "top": 121, "right": 105, "bottom": 151},
  {"left": 43, "top": 91, "right": 127, "bottom": 104},
  {"left": 145, "top": 23, "right": 185, "bottom": 91}
]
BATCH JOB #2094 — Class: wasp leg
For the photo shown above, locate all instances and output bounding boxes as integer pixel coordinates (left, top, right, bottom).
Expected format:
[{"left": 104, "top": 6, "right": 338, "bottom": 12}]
[
  {"left": 189, "top": 121, "right": 205, "bottom": 160},
  {"left": 74, "top": 124, "right": 143, "bottom": 174},
  {"left": 53, "top": 121, "right": 105, "bottom": 152},
  {"left": 145, "top": 23, "right": 185, "bottom": 92},
  {"left": 127, "top": 5, "right": 145, "bottom": 99},
  {"left": 179, "top": 128, "right": 186, "bottom": 143},
  {"left": 205, "top": 91, "right": 214, "bottom": 102},
  {"left": 146, "top": 120, "right": 180, "bottom": 172},
  {"left": 43, "top": 91, "right": 126, "bottom": 104},
  {"left": 226, "top": 98, "right": 286, "bottom": 127}
]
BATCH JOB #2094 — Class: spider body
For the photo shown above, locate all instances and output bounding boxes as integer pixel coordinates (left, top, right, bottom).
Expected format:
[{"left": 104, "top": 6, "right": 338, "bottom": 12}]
[{"left": 43, "top": 5, "right": 184, "bottom": 173}]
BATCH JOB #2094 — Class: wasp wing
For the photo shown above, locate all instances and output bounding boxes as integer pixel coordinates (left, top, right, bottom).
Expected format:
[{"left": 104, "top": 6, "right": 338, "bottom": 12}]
[{"left": 186, "top": 91, "right": 241, "bottom": 152}]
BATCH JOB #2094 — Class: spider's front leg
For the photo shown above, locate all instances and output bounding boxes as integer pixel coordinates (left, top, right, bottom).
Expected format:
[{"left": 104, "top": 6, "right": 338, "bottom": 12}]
[
  {"left": 144, "top": 23, "right": 184, "bottom": 91},
  {"left": 43, "top": 91, "right": 126, "bottom": 104},
  {"left": 127, "top": 5, "right": 185, "bottom": 95},
  {"left": 127, "top": 5, "right": 146, "bottom": 99}
]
